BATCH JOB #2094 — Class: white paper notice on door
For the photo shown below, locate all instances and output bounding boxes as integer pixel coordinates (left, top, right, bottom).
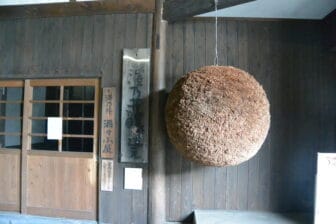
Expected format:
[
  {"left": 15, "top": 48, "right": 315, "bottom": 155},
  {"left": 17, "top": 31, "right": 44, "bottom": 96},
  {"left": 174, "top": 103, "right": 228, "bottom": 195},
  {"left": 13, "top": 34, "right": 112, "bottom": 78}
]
[
  {"left": 124, "top": 168, "right": 143, "bottom": 190},
  {"left": 47, "top": 117, "right": 63, "bottom": 140}
]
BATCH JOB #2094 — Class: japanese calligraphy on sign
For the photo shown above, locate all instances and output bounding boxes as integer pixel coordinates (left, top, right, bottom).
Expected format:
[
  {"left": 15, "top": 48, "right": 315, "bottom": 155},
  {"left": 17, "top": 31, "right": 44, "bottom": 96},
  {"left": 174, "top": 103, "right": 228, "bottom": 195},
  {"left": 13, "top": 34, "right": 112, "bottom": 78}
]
[
  {"left": 100, "top": 87, "right": 116, "bottom": 159},
  {"left": 121, "top": 49, "right": 150, "bottom": 163},
  {"left": 101, "top": 159, "right": 114, "bottom": 192}
]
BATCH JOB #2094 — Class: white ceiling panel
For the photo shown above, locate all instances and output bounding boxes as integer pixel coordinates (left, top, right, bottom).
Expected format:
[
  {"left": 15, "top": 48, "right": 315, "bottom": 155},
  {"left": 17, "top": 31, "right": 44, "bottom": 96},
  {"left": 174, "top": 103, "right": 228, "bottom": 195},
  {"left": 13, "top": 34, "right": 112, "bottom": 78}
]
[{"left": 199, "top": 0, "right": 336, "bottom": 20}]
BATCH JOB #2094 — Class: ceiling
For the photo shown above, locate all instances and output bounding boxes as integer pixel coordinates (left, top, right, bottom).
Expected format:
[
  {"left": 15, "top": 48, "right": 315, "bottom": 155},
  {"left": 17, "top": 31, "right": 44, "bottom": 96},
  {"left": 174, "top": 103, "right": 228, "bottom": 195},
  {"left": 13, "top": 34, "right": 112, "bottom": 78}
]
[
  {"left": 199, "top": 0, "right": 336, "bottom": 20},
  {"left": 0, "top": 0, "right": 97, "bottom": 6}
]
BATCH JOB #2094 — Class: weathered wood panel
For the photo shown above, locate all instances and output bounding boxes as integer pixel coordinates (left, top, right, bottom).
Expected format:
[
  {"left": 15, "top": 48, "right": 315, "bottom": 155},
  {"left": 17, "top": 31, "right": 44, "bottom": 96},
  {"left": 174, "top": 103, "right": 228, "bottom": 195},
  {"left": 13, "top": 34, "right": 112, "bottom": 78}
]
[
  {"left": 323, "top": 9, "right": 336, "bottom": 51},
  {"left": 27, "top": 153, "right": 96, "bottom": 219},
  {"left": 1, "top": 12, "right": 335, "bottom": 224},
  {"left": 0, "top": 150, "right": 20, "bottom": 212},
  {"left": 0, "top": 0, "right": 155, "bottom": 20},
  {"left": 0, "top": 14, "right": 152, "bottom": 224},
  {"left": 165, "top": 19, "right": 336, "bottom": 221}
]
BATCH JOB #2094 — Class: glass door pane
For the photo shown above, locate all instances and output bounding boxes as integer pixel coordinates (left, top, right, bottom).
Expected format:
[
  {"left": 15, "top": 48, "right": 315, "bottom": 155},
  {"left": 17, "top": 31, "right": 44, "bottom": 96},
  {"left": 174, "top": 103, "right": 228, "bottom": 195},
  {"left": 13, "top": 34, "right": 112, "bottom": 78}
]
[{"left": 0, "top": 86, "right": 23, "bottom": 149}]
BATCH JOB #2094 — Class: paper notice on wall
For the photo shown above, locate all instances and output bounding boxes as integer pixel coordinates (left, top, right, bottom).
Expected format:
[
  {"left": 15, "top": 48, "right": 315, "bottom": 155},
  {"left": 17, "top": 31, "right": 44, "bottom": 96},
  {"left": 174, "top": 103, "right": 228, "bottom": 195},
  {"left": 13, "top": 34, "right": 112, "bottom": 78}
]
[
  {"left": 317, "top": 153, "right": 336, "bottom": 174},
  {"left": 315, "top": 153, "right": 336, "bottom": 224},
  {"left": 124, "top": 168, "right": 143, "bottom": 190},
  {"left": 101, "top": 160, "right": 114, "bottom": 192},
  {"left": 47, "top": 117, "right": 62, "bottom": 140}
]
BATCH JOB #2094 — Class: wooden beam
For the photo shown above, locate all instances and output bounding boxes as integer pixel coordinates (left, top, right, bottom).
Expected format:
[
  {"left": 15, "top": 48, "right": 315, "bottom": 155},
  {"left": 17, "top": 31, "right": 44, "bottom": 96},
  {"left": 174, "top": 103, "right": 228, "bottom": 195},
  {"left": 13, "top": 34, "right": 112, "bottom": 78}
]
[
  {"left": 0, "top": 0, "right": 155, "bottom": 20},
  {"left": 149, "top": 0, "right": 167, "bottom": 223},
  {"left": 21, "top": 80, "right": 33, "bottom": 214},
  {"left": 163, "top": 0, "right": 255, "bottom": 23},
  {"left": 323, "top": 9, "right": 336, "bottom": 51}
]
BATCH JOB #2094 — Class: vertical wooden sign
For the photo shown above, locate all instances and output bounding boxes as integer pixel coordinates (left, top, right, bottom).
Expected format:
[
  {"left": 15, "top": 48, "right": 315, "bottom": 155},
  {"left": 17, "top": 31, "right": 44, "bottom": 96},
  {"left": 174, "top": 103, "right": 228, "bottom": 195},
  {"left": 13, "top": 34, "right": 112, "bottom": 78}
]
[
  {"left": 121, "top": 48, "right": 150, "bottom": 163},
  {"left": 100, "top": 87, "right": 116, "bottom": 159},
  {"left": 101, "top": 159, "right": 114, "bottom": 192}
]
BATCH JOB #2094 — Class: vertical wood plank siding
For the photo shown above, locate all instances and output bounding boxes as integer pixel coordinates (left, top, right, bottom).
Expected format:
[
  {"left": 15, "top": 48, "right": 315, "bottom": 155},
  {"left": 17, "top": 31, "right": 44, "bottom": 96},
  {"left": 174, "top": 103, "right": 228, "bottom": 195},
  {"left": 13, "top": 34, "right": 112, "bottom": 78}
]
[
  {"left": 0, "top": 14, "right": 335, "bottom": 223},
  {"left": 165, "top": 19, "right": 336, "bottom": 221},
  {"left": 0, "top": 14, "right": 152, "bottom": 224}
]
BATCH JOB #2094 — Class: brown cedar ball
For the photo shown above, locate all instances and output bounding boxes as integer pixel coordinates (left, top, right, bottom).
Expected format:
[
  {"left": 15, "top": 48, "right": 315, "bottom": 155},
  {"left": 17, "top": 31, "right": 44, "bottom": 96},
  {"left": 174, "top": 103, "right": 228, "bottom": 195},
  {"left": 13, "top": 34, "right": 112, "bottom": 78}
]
[{"left": 165, "top": 66, "right": 270, "bottom": 166}]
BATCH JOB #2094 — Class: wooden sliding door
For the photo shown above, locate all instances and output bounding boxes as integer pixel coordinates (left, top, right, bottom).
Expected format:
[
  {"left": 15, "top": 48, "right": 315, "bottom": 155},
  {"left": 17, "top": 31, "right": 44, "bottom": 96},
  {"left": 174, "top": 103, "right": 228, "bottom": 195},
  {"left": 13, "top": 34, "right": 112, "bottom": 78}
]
[
  {"left": 0, "top": 79, "right": 99, "bottom": 220},
  {"left": 0, "top": 81, "right": 24, "bottom": 212}
]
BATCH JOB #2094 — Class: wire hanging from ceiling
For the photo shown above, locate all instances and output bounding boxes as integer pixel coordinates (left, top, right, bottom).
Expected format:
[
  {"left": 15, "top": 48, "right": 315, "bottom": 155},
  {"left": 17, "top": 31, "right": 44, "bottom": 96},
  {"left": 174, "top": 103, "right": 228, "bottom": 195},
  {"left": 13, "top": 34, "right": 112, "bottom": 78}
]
[
  {"left": 165, "top": 0, "right": 271, "bottom": 167},
  {"left": 214, "top": 0, "right": 219, "bottom": 66}
]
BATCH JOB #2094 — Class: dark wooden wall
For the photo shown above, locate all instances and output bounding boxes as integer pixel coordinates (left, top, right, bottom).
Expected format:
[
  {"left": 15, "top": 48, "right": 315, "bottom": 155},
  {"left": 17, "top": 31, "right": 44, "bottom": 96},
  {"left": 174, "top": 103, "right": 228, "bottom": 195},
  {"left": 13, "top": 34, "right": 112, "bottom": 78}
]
[
  {"left": 324, "top": 9, "right": 336, "bottom": 51},
  {"left": 0, "top": 14, "right": 152, "bottom": 224},
  {"left": 165, "top": 19, "right": 336, "bottom": 222},
  {"left": 1, "top": 13, "right": 335, "bottom": 224}
]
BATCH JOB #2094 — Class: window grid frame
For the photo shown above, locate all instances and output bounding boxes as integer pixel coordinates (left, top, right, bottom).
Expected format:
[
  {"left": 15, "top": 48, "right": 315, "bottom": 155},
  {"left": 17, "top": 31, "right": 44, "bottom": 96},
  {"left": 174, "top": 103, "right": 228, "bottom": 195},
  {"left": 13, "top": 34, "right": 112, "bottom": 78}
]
[
  {"left": 0, "top": 81, "right": 24, "bottom": 150},
  {"left": 27, "top": 79, "right": 99, "bottom": 154}
]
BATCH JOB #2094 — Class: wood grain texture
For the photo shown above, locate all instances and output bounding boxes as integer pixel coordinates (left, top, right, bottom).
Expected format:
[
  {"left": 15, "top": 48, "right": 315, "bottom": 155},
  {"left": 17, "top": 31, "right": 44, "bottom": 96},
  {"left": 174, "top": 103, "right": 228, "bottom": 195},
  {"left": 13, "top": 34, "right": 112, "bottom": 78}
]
[
  {"left": 0, "top": 150, "right": 20, "bottom": 212},
  {"left": 0, "top": 14, "right": 152, "bottom": 224},
  {"left": 0, "top": 0, "right": 155, "bottom": 20},
  {"left": 27, "top": 154, "right": 96, "bottom": 219},
  {"left": 225, "top": 20, "right": 239, "bottom": 210},
  {"left": 21, "top": 80, "right": 33, "bottom": 214},
  {"left": 165, "top": 19, "right": 336, "bottom": 222},
  {"left": 323, "top": 9, "right": 336, "bottom": 51},
  {"left": 1, "top": 13, "right": 334, "bottom": 223}
]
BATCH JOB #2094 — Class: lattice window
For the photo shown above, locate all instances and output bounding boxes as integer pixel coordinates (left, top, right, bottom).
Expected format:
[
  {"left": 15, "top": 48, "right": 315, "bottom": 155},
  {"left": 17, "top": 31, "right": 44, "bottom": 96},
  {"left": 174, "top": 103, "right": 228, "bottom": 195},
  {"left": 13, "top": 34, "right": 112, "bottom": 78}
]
[
  {"left": 27, "top": 79, "right": 99, "bottom": 153},
  {"left": 0, "top": 81, "right": 24, "bottom": 150}
]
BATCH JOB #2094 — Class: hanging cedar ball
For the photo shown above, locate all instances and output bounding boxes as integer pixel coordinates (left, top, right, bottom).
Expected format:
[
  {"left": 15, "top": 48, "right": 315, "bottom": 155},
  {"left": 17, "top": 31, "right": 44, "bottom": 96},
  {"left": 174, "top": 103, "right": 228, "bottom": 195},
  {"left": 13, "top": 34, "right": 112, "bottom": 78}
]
[{"left": 165, "top": 66, "right": 270, "bottom": 166}]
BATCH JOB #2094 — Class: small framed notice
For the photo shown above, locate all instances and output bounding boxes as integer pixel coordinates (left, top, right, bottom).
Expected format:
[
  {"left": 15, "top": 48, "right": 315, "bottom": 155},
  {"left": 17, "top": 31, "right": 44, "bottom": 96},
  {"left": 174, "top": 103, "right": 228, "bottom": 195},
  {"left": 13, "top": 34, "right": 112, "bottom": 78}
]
[
  {"left": 101, "top": 159, "right": 114, "bottom": 192},
  {"left": 100, "top": 87, "right": 116, "bottom": 159},
  {"left": 47, "top": 117, "right": 62, "bottom": 140}
]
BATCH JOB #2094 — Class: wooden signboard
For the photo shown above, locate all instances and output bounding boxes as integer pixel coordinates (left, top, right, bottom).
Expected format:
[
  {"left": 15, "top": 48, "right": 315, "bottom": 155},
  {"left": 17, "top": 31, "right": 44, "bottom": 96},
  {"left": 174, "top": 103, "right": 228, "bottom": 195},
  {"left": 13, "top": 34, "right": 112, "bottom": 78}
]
[
  {"left": 100, "top": 87, "right": 116, "bottom": 159},
  {"left": 120, "top": 48, "right": 150, "bottom": 163},
  {"left": 101, "top": 159, "right": 114, "bottom": 192}
]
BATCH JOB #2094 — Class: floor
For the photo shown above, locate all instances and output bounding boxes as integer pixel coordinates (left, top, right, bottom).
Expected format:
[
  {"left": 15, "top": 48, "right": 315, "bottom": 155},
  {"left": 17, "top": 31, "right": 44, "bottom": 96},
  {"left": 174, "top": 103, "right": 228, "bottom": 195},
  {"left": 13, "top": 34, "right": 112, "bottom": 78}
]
[
  {"left": 194, "top": 210, "right": 313, "bottom": 224},
  {"left": 0, "top": 212, "right": 97, "bottom": 224},
  {"left": 0, "top": 210, "right": 314, "bottom": 224}
]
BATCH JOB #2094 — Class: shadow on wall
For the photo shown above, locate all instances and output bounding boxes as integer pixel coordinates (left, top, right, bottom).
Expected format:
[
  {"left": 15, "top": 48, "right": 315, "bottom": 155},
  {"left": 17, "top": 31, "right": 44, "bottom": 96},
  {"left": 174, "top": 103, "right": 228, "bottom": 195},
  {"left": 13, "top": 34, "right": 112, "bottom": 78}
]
[{"left": 163, "top": 19, "right": 336, "bottom": 223}]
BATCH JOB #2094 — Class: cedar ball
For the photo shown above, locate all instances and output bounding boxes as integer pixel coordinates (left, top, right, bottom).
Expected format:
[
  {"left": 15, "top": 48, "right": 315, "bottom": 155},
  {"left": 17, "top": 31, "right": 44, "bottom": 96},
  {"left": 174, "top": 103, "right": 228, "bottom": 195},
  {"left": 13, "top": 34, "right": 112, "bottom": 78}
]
[{"left": 165, "top": 66, "right": 270, "bottom": 166}]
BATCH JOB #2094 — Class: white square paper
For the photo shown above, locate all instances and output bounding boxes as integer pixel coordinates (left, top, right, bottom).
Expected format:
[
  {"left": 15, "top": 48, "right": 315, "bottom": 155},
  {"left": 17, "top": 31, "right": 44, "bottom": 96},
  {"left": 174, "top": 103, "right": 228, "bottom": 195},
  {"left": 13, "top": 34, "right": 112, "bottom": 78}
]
[
  {"left": 315, "top": 153, "right": 336, "bottom": 224},
  {"left": 317, "top": 153, "right": 336, "bottom": 174},
  {"left": 47, "top": 117, "right": 63, "bottom": 140},
  {"left": 124, "top": 168, "right": 143, "bottom": 190}
]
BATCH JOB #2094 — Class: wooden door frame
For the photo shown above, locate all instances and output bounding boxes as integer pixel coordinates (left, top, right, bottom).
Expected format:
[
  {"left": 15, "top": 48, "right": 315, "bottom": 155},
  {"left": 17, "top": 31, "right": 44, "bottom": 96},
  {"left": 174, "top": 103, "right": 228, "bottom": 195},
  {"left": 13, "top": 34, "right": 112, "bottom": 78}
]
[
  {"left": 0, "top": 78, "right": 100, "bottom": 219},
  {"left": 0, "top": 80, "right": 24, "bottom": 212}
]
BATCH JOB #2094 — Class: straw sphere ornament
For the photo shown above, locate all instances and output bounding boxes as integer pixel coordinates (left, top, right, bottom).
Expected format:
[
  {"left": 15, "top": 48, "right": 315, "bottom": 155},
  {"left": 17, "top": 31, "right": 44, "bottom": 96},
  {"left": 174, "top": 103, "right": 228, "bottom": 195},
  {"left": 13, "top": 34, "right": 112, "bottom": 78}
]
[
  {"left": 165, "top": 0, "right": 270, "bottom": 166},
  {"left": 165, "top": 66, "right": 270, "bottom": 166}
]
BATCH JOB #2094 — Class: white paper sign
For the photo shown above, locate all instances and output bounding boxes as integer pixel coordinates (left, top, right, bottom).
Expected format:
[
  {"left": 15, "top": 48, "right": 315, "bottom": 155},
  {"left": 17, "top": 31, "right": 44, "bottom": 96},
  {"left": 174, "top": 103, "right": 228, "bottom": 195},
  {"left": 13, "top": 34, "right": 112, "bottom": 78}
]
[
  {"left": 47, "top": 117, "right": 63, "bottom": 140},
  {"left": 101, "top": 160, "right": 114, "bottom": 192},
  {"left": 315, "top": 153, "right": 336, "bottom": 224},
  {"left": 124, "top": 168, "right": 143, "bottom": 190},
  {"left": 317, "top": 153, "right": 336, "bottom": 174}
]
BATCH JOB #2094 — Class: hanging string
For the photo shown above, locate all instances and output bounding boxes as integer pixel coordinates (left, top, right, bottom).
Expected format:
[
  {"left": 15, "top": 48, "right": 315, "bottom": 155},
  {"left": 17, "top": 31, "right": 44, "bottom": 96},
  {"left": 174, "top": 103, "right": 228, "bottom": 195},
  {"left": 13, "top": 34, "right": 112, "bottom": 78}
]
[{"left": 214, "top": 0, "right": 219, "bottom": 66}]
